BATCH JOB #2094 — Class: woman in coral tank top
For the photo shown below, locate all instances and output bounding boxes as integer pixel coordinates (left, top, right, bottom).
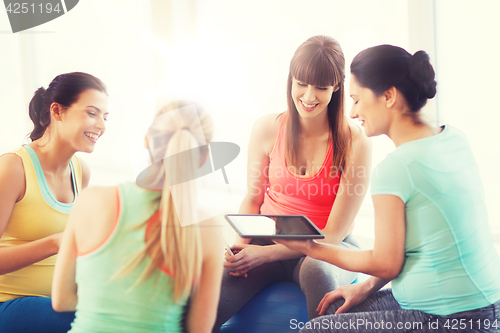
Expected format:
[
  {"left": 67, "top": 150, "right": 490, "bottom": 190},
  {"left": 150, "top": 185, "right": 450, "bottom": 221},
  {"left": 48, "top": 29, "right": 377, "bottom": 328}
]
[{"left": 213, "top": 35, "right": 372, "bottom": 331}]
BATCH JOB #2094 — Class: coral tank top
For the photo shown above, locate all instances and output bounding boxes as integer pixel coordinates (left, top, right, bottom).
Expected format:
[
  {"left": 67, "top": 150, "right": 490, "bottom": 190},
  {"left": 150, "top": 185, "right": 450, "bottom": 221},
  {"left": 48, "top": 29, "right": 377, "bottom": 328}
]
[{"left": 260, "top": 114, "right": 341, "bottom": 230}]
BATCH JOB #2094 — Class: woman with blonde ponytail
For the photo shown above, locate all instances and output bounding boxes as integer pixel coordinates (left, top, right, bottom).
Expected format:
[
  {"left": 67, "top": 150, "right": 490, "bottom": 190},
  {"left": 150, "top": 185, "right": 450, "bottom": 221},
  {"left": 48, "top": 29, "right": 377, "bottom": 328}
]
[{"left": 51, "top": 101, "right": 223, "bottom": 333}]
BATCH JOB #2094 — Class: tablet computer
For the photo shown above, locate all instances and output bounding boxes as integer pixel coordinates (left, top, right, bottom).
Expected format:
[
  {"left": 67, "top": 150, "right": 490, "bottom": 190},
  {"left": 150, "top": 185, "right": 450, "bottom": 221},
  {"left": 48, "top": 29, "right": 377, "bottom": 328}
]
[{"left": 225, "top": 214, "right": 325, "bottom": 239}]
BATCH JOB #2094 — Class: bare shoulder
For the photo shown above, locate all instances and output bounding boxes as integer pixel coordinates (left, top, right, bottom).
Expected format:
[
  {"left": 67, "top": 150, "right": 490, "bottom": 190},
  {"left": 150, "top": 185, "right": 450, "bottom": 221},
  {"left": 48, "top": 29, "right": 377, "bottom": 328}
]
[
  {"left": 70, "top": 186, "right": 118, "bottom": 251},
  {"left": 76, "top": 186, "right": 116, "bottom": 209},
  {"left": 254, "top": 112, "right": 282, "bottom": 130},
  {"left": 0, "top": 153, "right": 26, "bottom": 201},
  {"left": 77, "top": 157, "right": 91, "bottom": 189},
  {"left": 72, "top": 186, "right": 117, "bottom": 223},
  {"left": 251, "top": 112, "right": 283, "bottom": 155},
  {"left": 0, "top": 153, "right": 24, "bottom": 176},
  {"left": 347, "top": 119, "right": 371, "bottom": 153}
]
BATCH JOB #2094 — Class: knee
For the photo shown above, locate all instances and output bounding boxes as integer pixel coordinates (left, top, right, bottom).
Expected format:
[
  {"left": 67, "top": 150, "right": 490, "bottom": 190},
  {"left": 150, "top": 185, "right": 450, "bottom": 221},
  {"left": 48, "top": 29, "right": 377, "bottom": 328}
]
[{"left": 299, "top": 256, "right": 335, "bottom": 281}]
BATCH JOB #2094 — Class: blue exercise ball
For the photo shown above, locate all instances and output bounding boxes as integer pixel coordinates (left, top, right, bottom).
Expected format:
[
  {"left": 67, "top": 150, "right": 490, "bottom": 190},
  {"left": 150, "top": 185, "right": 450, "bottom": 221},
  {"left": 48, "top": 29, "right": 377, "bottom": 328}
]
[{"left": 220, "top": 281, "right": 309, "bottom": 333}]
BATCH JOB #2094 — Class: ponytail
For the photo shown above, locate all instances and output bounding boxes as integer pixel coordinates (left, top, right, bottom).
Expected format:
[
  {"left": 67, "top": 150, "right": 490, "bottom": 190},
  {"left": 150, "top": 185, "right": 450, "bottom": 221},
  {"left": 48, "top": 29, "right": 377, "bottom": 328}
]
[
  {"left": 28, "top": 87, "right": 50, "bottom": 141},
  {"left": 161, "top": 129, "right": 202, "bottom": 301},
  {"left": 115, "top": 101, "right": 213, "bottom": 303}
]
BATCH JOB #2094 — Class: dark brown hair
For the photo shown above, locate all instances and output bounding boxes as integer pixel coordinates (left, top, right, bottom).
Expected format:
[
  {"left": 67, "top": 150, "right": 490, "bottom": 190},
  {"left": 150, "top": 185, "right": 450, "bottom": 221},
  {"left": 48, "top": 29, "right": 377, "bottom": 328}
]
[
  {"left": 350, "top": 45, "right": 436, "bottom": 121},
  {"left": 286, "top": 35, "right": 351, "bottom": 173},
  {"left": 28, "top": 72, "right": 107, "bottom": 141}
]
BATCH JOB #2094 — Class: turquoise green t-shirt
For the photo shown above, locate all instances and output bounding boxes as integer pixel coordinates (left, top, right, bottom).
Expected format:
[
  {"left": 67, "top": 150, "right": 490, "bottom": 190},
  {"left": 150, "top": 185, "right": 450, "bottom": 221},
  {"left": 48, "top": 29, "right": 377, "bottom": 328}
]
[
  {"left": 371, "top": 125, "right": 500, "bottom": 315},
  {"left": 69, "top": 183, "right": 186, "bottom": 333}
]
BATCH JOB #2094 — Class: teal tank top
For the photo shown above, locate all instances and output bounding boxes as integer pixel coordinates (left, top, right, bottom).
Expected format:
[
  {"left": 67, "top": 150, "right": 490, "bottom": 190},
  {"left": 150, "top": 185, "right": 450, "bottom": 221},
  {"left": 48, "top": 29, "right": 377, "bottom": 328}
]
[
  {"left": 371, "top": 125, "right": 500, "bottom": 315},
  {"left": 69, "top": 183, "right": 186, "bottom": 333}
]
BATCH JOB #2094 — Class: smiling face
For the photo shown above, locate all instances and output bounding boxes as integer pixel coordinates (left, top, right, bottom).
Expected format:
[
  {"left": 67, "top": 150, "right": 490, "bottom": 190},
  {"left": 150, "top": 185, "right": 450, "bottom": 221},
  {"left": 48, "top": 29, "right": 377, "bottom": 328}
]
[
  {"left": 55, "top": 88, "right": 109, "bottom": 153},
  {"left": 291, "top": 77, "right": 337, "bottom": 119},
  {"left": 349, "top": 75, "right": 391, "bottom": 137}
]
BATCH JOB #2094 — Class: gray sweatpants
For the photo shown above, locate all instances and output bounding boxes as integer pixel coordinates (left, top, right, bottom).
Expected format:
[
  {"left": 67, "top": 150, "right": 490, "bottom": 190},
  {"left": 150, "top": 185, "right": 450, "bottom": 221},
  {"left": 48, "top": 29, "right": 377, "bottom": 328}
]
[
  {"left": 300, "top": 289, "right": 500, "bottom": 333},
  {"left": 212, "top": 235, "right": 360, "bottom": 333}
]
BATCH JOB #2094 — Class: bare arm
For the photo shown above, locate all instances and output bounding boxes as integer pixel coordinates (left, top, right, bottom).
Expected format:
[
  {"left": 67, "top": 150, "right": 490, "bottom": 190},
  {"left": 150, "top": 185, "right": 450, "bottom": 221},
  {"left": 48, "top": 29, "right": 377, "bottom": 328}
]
[
  {"left": 51, "top": 214, "right": 78, "bottom": 312},
  {"left": 0, "top": 154, "right": 61, "bottom": 276},
  {"left": 225, "top": 115, "right": 305, "bottom": 275},
  {"left": 80, "top": 157, "right": 91, "bottom": 189},
  {"left": 185, "top": 219, "right": 224, "bottom": 333},
  {"left": 235, "top": 115, "right": 276, "bottom": 245},
  {"left": 321, "top": 125, "right": 372, "bottom": 245},
  {"left": 317, "top": 275, "right": 391, "bottom": 315},
  {"left": 277, "top": 195, "right": 406, "bottom": 280},
  {"left": 363, "top": 276, "right": 391, "bottom": 293}
]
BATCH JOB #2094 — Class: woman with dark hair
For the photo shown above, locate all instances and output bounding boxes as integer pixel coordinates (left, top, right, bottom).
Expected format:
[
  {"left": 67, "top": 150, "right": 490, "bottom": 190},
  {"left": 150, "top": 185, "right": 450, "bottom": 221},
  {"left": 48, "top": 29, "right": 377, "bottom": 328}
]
[
  {"left": 0, "top": 72, "right": 108, "bottom": 332},
  {"left": 213, "top": 36, "right": 371, "bottom": 331},
  {"left": 278, "top": 45, "right": 500, "bottom": 332}
]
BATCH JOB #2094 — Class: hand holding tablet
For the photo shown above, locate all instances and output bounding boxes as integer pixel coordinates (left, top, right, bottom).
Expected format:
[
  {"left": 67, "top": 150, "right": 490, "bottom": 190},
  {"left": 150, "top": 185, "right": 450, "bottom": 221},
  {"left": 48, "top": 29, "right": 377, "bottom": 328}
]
[{"left": 225, "top": 214, "right": 325, "bottom": 240}]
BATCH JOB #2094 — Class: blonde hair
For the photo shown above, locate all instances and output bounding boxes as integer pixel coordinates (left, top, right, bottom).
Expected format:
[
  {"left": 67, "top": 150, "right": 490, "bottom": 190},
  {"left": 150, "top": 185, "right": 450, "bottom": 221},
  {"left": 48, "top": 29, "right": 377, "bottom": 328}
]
[{"left": 117, "top": 101, "right": 213, "bottom": 302}]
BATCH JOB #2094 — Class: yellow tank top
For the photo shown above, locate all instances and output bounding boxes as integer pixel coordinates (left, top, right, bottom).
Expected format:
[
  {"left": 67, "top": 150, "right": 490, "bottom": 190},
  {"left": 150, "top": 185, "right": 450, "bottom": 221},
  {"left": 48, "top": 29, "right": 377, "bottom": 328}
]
[{"left": 0, "top": 146, "right": 82, "bottom": 302}]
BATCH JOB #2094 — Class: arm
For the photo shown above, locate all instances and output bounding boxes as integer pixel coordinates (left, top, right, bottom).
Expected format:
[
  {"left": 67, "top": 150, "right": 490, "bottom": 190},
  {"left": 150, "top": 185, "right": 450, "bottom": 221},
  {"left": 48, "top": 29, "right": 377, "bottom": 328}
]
[
  {"left": 185, "top": 218, "right": 224, "bottom": 333},
  {"left": 225, "top": 115, "right": 305, "bottom": 275},
  {"left": 0, "top": 154, "right": 61, "bottom": 276},
  {"left": 317, "top": 275, "right": 390, "bottom": 315},
  {"left": 51, "top": 214, "right": 78, "bottom": 312},
  {"left": 235, "top": 115, "right": 275, "bottom": 245},
  {"left": 277, "top": 194, "right": 406, "bottom": 280},
  {"left": 321, "top": 126, "right": 372, "bottom": 245}
]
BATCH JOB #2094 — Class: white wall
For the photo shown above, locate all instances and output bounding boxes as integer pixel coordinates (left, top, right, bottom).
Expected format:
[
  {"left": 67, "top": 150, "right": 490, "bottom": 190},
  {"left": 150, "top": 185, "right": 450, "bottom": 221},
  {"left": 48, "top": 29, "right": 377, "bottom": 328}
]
[
  {"left": 0, "top": 0, "right": 157, "bottom": 185},
  {"left": 435, "top": 0, "right": 500, "bottom": 234}
]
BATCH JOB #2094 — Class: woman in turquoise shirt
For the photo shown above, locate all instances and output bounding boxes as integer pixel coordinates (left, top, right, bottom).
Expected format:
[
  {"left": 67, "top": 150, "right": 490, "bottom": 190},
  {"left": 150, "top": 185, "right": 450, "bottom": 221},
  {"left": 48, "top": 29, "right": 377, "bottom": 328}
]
[{"left": 277, "top": 45, "right": 500, "bottom": 332}]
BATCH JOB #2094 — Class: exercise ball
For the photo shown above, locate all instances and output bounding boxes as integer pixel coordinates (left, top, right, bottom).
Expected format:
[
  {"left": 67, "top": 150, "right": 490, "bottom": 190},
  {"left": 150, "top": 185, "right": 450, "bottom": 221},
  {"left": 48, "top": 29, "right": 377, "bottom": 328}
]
[{"left": 220, "top": 281, "right": 309, "bottom": 333}]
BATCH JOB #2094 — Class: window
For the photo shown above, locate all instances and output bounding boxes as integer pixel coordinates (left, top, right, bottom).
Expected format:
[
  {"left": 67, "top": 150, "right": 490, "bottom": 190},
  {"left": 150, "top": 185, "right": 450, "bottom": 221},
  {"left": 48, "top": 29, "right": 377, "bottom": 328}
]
[{"left": 434, "top": 0, "right": 500, "bottom": 236}]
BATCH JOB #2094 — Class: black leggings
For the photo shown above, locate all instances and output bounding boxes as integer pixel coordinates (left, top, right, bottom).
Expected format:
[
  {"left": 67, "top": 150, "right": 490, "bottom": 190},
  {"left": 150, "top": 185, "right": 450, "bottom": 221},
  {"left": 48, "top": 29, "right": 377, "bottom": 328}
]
[
  {"left": 212, "top": 235, "right": 360, "bottom": 333},
  {"left": 300, "top": 289, "right": 500, "bottom": 333}
]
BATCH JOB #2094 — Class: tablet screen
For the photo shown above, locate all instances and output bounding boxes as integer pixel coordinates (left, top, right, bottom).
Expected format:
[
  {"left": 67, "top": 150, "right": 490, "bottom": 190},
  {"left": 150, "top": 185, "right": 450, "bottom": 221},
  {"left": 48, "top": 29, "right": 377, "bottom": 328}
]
[{"left": 225, "top": 214, "right": 324, "bottom": 239}]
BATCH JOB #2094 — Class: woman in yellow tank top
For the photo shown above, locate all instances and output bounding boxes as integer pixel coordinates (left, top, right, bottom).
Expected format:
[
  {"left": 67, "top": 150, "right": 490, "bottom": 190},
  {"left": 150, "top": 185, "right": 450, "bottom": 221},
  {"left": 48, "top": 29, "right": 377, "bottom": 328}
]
[{"left": 0, "top": 72, "right": 108, "bottom": 333}]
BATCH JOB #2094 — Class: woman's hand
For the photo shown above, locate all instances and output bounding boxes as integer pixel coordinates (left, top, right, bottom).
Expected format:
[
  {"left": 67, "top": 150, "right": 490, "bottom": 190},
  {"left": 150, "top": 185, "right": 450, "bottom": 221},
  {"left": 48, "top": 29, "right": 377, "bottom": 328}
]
[
  {"left": 48, "top": 232, "right": 64, "bottom": 253},
  {"left": 223, "top": 244, "right": 271, "bottom": 276},
  {"left": 317, "top": 282, "right": 370, "bottom": 315}
]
